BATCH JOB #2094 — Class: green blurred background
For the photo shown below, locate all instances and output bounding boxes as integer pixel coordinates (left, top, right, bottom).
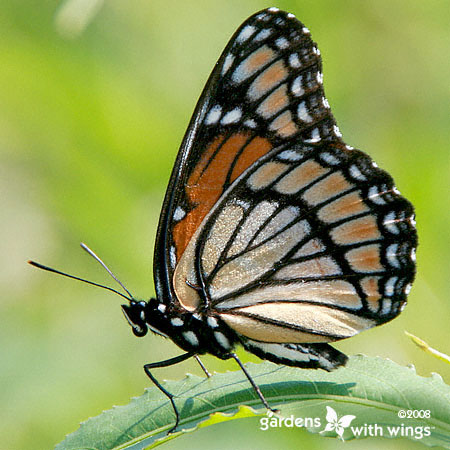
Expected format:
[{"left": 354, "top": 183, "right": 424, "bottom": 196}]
[{"left": 1, "top": 0, "right": 449, "bottom": 449}]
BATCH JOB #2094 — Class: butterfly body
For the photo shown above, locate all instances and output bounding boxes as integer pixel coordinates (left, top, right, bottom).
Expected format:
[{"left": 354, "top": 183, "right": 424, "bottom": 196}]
[{"left": 122, "top": 299, "right": 239, "bottom": 359}]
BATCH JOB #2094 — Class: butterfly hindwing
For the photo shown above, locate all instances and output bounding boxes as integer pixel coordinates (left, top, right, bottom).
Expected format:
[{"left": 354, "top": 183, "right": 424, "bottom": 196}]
[
  {"left": 172, "top": 140, "right": 416, "bottom": 345},
  {"left": 154, "top": 8, "right": 342, "bottom": 304}
]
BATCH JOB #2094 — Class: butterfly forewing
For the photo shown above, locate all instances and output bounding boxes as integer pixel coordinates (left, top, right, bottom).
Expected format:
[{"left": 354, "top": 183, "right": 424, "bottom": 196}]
[{"left": 154, "top": 8, "right": 342, "bottom": 305}]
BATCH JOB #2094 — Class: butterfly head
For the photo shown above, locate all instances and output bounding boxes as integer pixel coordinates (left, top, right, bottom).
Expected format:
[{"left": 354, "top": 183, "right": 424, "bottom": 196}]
[
  {"left": 121, "top": 298, "right": 170, "bottom": 338},
  {"left": 121, "top": 300, "right": 149, "bottom": 337}
]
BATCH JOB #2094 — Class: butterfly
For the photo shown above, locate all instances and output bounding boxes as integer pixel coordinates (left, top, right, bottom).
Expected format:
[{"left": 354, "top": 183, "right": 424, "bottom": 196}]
[{"left": 30, "top": 7, "right": 417, "bottom": 433}]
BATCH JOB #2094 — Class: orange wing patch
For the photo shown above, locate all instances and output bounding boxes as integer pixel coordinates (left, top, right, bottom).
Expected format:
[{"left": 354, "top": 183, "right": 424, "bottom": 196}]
[
  {"left": 257, "top": 83, "right": 289, "bottom": 118},
  {"left": 173, "top": 133, "right": 273, "bottom": 260},
  {"left": 345, "top": 244, "right": 383, "bottom": 273},
  {"left": 360, "top": 276, "right": 382, "bottom": 312},
  {"left": 330, "top": 216, "right": 381, "bottom": 246},
  {"left": 248, "top": 60, "right": 288, "bottom": 101},
  {"left": 230, "top": 136, "right": 272, "bottom": 182},
  {"left": 269, "top": 110, "right": 298, "bottom": 137}
]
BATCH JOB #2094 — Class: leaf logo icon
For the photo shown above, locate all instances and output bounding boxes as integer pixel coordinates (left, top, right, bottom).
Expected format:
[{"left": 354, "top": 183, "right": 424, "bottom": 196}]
[{"left": 321, "top": 406, "right": 356, "bottom": 441}]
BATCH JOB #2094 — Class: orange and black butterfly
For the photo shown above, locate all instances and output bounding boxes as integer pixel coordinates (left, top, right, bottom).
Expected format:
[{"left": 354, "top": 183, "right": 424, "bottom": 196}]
[{"left": 30, "top": 7, "right": 417, "bottom": 432}]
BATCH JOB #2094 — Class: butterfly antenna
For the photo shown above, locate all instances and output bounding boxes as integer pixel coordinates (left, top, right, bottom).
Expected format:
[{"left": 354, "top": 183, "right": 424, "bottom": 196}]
[
  {"left": 79, "top": 242, "right": 134, "bottom": 300},
  {"left": 27, "top": 260, "right": 132, "bottom": 301}
]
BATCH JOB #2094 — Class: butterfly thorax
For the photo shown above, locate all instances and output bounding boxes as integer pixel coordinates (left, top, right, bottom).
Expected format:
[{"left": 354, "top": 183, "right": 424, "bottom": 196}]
[{"left": 121, "top": 299, "right": 238, "bottom": 359}]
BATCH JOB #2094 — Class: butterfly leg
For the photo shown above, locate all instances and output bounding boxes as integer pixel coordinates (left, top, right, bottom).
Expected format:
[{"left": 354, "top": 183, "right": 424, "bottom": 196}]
[
  {"left": 230, "top": 353, "right": 279, "bottom": 414},
  {"left": 194, "top": 355, "right": 212, "bottom": 377},
  {"left": 143, "top": 352, "right": 195, "bottom": 434}
]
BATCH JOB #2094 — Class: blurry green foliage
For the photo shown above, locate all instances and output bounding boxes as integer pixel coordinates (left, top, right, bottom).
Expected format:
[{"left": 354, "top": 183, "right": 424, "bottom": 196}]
[{"left": 1, "top": 1, "right": 449, "bottom": 449}]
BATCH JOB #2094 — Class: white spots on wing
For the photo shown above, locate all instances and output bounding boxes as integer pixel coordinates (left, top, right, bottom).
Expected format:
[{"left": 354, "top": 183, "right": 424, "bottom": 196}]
[
  {"left": 289, "top": 53, "right": 301, "bottom": 68},
  {"left": 205, "top": 105, "right": 222, "bottom": 125},
  {"left": 316, "top": 72, "right": 323, "bottom": 84},
  {"left": 207, "top": 316, "right": 219, "bottom": 328},
  {"left": 157, "top": 303, "right": 166, "bottom": 313},
  {"left": 312, "top": 46, "right": 321, "bottom": 56},
  {"left": 346, "top": 145, "right": 355, "bottom": 151},
  {"left": 404, "top": 283, "right": 412, "bottom": 295},
  {"left": 173, "top": 206, "right": 186, "bottom": 221},
  {"left": 386, "top": 243, "right": 401, "bottom": 268},
  {"left": 183, "top": 331, "right": 199, "bottom": 347},
  {"left": 254, "top": 28, "right": 272, "bottom": 42},
  {"left": 304, "top": 128, "right": 321, "bottom": 143},
  {"left": 221, "top": 107, "right": 242, "bottom": 125},
  {"left": 384, "top": 276, "right": 398, "bottom": 297},
  {"left": 333, "top": 125, "right": 343, "bottom": 138},
  {"left": 371, "top": 161, "right": 378, "bottom": 168},
  {"left": 214, "top": 331, "right": 231, "bottom": 349},
  {"left": 235, "top": 199, "right": 251, "bottom": 210},
  {"left": 244, "top": 118, "right": 257, "bottom": 128},
  {"left": 322, "top": 97, "right": 330, "bottom": 109},
  {"left": 227, "top": 201, "right": 278, "bottom": 257},
  {"left": 291, "top": 75, "right": 304, "bottom": 97},
  {"left": 277, "top": 149, "right": 301, "bottom": 161},
  {"left": 170, "top": 245, "right": 177, "bottom": 268},
  {"left": 381, "top": 299, "right": 392, "bottom": 315},
  {"left": 393, "top": 186, "right": 401, "bottom": 195},
  {"left": 409, "top": 214, "right": 417, "bottom": 228},
  {"left": 268, "top": 6, "right": 280, "bottom": 12},
  {"left": 383, "top": 211, "right": 400, "bottom": 234},
  {"left": 368, "top": 186, "right": 387, "bottom": 205},
  {"left": 171, "top": 317, "right": 184, "bottom": 327},
  {"left": 320, "top": 152, "right": 339, "bottom": 165},
  {"left": 297, "top": 101, "right": 313, "bottom": 123},
  {"left": 302, "top": 26, "right": 310, "bottom": 34},
  {"left": 256, "top": 12, "right": 270, "bottom": 22},
  {"left": 222, "top": 53, "right": 235, "bottom": 75},
  {"left": 236, "top": 25, "right": 256, "bottom": 43},
  {"left": 410, "top": 247, "right": 416, "bottom": 262},
  {"left": 349, "top": 164, "right": 367, "bottom": 181},
  {"left": 287, "top": 13, "right": 296, "bottom": 19},
  {"left": 275, "top": 37, "right": 289, "bottom": 49}
]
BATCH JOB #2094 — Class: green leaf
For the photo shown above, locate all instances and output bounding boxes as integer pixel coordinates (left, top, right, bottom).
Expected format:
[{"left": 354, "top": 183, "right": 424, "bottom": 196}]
[{"left": 56, "top": 356, "right": 450, "bottom": 449}]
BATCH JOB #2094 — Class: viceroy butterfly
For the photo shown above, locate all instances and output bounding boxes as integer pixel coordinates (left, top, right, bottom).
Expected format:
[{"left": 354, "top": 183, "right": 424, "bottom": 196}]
[{"left": 30, "top": 7, "right": 417, "bottom": 433}]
